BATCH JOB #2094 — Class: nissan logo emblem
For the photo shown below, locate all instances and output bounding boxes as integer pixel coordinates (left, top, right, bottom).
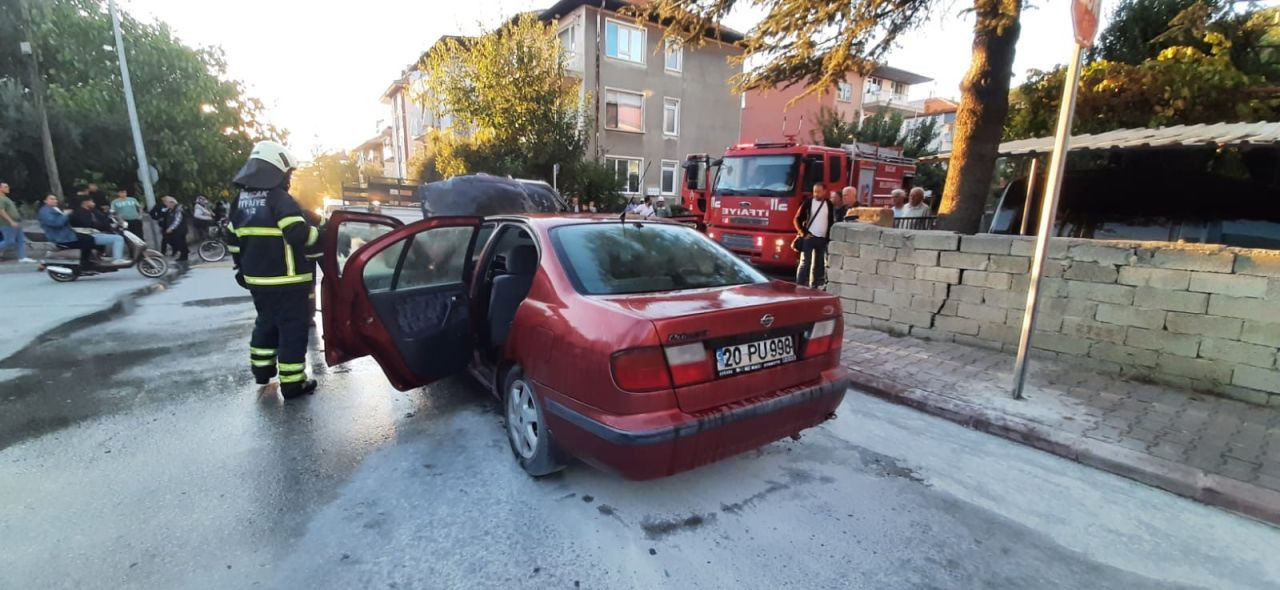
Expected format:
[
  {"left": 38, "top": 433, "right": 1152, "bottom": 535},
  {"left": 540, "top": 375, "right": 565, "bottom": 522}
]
[{"left": 760, "top": 314, "right": 775, "bottom": 328}]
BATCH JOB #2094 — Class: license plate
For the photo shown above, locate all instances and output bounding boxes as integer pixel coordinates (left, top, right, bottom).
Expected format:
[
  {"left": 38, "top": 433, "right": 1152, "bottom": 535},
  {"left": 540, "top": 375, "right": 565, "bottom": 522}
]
[{"left": 715, "top": 335, "right": 796, "bottom": 377}]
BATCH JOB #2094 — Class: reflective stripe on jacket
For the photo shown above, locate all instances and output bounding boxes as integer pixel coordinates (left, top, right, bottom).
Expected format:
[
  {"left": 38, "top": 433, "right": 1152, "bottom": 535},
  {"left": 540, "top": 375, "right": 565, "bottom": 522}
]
[{"left": 226, "top": 188, "right": 319, "bottom": 289}]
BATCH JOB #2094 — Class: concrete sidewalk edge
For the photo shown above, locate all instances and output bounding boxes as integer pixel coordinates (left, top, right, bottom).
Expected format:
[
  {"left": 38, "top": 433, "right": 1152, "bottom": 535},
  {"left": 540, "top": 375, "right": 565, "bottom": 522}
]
[{"left": 847, "top": 368, "right": 1280, "bottom": 528}]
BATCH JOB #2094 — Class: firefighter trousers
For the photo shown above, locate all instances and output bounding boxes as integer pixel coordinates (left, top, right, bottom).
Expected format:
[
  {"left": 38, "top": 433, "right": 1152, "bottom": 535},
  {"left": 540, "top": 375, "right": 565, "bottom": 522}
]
[{"left": 248, "top": 288, "right": 312, "bottom": 385}]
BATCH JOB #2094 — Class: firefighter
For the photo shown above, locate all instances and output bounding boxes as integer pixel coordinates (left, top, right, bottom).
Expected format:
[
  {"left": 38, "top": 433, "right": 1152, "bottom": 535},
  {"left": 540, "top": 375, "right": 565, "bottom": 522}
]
[{"left": 225, "top": 141, "right": 320, "bottom": 399}]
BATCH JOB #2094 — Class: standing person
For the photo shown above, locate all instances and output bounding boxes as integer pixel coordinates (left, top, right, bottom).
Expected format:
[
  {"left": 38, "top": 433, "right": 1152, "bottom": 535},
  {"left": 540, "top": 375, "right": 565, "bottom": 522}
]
[
  {"left": 634, "top": 196, "right": 655, "bottom": 217},
  {"left": 794, "top": 182, "right": 835, "bottom": 288},
  {"left": 192, "top": 196, "right": 214, "bottom": 240},
  {"left": 86, "top": 183, "right": 109, "bottom": 212},
  {"left": 901, "top": 187, "right": 932, "bottom": 218},
  {"left": 225, "top": 141, "right": 320, "bottom": 399},
  {"left": 0, "top": 182, "right": 36, "bottom": 263},
  {"left": 37, "top": 195, "right": 96, "bottom": 266},
  {"left": 150, "top": 201, "right": 170, "bottom": 255},
  {"left": 110, "top": 189, "right": 144, "bottom": 237},
  {"left": 654, "top": 197, "right": 672, "bottom": 218},
  {"left": 889, "top": 189, "right": 908, "bottom": 217},
  {"left": 213, "top": 199, "right": 228, "bottom": 223},
  {"left": 161, "top": 196, "right": 189, "bottom": 262},
  {"left": 568, "top": 196, "right": 583, "bottom": 213},
  {"left": 587, "top": 201, "right": 598, "bottom": 213},
  {"left": 837, "top": 186, "right": 856, "bottom": 221},
  {"left": 70, "top": 196, "right": 128, "bottom": 263}
]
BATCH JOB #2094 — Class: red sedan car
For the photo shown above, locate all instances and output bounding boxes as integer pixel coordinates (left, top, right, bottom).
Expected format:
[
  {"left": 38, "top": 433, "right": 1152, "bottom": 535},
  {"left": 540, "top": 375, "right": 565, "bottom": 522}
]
[{"left": 319, "top": 211, "right": 849, "bottom": 480}]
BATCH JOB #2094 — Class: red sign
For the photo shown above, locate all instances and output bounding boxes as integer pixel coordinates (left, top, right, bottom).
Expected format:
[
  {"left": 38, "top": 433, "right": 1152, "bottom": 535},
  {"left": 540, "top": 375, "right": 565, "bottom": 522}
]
[{"left": 1072, "top": 0, "right": 1103, "bottom": 48}]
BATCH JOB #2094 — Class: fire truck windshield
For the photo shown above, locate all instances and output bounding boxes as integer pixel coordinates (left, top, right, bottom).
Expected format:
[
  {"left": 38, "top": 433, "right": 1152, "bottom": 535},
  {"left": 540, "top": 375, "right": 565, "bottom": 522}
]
[{"left": 713, "top": 155, "right": 798, "bottom": 196}]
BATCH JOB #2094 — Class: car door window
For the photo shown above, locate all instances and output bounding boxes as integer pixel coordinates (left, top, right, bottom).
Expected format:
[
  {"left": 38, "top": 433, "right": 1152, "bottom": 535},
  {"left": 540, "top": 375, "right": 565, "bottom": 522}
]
[
  {"left": 396, "top": 226, "right": 473, "bottom": 290},
  {"left": 337, "top": 221, "right": 396, "bottom": 278}
]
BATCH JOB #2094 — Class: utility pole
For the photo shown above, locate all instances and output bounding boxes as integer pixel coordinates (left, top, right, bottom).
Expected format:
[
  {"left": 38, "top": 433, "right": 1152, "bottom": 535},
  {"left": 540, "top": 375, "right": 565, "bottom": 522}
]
[
  {"left": 18, "top": 0, "right": 63, "bottom": 198},
  {"left": 109, "top": 0, "right": 156, "bottom": 210}
]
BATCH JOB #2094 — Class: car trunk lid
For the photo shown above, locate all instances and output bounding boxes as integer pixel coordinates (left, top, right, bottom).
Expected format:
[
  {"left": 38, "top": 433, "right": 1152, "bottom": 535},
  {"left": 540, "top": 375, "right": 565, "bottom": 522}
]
[{"left": 598, "top": 281, "right": 840, "bottom": 413}]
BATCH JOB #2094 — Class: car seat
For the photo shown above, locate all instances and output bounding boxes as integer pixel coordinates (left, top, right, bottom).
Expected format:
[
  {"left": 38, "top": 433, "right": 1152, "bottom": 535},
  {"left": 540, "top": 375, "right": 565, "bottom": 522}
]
[{"left": 488, "top": 245, "right": 538, "bottom": 348}]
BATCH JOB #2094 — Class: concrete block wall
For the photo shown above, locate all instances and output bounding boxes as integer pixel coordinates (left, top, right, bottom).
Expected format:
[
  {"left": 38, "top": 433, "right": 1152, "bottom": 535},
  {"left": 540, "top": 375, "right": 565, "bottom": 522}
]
[{"left": 827, "top": 223, "right": 1280, "bottom": 406}]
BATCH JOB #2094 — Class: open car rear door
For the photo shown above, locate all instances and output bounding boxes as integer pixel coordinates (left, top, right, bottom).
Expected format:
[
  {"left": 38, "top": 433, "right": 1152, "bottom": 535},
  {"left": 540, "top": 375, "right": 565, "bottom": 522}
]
[
  {"left": 320, "top": 211, "right": 403, "bottom": 366},
  {"left": 338, "top": 216, "right": 484, "bottom": 391}
]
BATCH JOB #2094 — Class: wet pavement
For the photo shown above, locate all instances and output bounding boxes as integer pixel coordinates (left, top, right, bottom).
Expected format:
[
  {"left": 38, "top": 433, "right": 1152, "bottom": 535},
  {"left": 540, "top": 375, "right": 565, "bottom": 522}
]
[{"left": 1, "top": 267, "right": 1278, "bottom": 589}]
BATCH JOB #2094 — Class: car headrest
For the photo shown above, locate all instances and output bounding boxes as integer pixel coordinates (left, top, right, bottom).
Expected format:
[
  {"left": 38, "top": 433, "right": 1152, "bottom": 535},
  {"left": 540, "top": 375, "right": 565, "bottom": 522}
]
[{"left": 506, "top": 245, "right": 538, "bottom": 275}]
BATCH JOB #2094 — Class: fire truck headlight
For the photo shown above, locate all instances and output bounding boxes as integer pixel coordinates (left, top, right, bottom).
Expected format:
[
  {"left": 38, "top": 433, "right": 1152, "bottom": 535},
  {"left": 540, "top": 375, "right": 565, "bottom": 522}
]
[
  {"left": 755, "top": 236, "right": 763, "bottom": 248},
  {"left": 775, "top": 238, "right": 785, "bottom": 248}
]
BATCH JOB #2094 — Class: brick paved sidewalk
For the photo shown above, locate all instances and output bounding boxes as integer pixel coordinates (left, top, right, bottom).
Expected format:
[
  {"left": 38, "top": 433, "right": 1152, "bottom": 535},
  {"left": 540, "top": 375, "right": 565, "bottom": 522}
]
[{"left": 841, "top": 326, "right": 1280, "bottom": 526}]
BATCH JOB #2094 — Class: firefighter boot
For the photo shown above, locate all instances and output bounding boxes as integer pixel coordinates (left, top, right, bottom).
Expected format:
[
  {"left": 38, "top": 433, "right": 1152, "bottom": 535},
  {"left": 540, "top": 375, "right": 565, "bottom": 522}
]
[{"left": 281, "top": 379, "right": 317, "bottom": 400}]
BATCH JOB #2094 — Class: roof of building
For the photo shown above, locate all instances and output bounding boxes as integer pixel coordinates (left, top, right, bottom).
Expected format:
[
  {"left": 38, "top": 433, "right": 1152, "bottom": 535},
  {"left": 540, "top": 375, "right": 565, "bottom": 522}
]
[
  {"left": 538, "top": 0, "right": 746, "bottom": 44},
  {"left": 870, "top": 65, "right": 932, "bottom": 85},
  {"left": 927, "top": 121, "right": 1280, "bottom": 161},
  {"left": 921, "top": 97, "right": 959, "bottom": 114},
  {"left": 356, "top": 128, "right": 391, "bottom": 152}
]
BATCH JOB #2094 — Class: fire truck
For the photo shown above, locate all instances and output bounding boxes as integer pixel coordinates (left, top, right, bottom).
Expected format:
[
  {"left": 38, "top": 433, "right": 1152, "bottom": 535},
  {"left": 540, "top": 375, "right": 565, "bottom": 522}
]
[{"left": 682, "top": 140, "right": 916, "bottom": 269}]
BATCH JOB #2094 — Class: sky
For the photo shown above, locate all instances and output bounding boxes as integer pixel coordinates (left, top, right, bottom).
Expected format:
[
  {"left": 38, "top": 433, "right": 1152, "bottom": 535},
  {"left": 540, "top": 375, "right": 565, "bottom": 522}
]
[{"left": 123, "top": 0, "right": 1099, "bottom": 160}]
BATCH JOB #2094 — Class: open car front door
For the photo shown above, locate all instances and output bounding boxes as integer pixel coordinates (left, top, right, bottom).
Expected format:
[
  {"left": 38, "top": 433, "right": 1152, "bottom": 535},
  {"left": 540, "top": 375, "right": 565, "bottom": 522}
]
[
  {"left": 320, "top": 211, "right": 404, "bottom": 366},
  {"left": 337, "top": 216, "right": 484, "bottom": 391}
]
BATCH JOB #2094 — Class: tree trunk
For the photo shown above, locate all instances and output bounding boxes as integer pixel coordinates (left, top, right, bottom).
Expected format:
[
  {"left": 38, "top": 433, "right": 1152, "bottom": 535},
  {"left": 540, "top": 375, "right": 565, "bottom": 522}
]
[{"left": 937, "top": 0, "right": 1022, "bottom": 234}]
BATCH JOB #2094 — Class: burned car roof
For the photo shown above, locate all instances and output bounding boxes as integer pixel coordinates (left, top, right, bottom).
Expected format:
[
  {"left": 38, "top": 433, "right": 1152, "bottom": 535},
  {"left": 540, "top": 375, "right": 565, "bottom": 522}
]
[{"left": 418, "top": 175, "right": 566, "bottom": 218}]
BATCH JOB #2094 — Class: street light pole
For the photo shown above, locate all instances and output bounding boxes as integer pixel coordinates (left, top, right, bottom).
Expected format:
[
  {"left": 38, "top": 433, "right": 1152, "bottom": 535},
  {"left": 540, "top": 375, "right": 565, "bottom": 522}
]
[
  {"left": 17, "top": 0, "right": 63, "bottom": 198},
  {"left": 109, "top": 0, "right": 156, "bottom": 210}
]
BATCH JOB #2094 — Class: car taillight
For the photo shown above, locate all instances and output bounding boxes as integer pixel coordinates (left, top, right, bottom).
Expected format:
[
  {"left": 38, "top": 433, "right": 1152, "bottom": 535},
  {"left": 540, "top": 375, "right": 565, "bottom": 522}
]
[
  {"left": 804, "top": 319, "right": 836, "bottom": 358},
  {"left": 664, "top": 343, "right": 713, "bottom": 387},
  {"left": 611, "top": 348, "right": 672, "bottom": 392}
]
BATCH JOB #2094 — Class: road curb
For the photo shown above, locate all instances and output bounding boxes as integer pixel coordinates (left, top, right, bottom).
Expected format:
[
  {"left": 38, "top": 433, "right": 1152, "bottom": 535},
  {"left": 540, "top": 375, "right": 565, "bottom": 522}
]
[{"left": 846, "top": 368, "right": 1280, "bottom": 528}]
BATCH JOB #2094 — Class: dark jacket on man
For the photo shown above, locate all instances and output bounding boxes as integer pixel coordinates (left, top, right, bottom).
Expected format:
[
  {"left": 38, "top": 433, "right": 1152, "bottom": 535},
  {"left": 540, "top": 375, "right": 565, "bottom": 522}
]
[{"left": 70, "top": 207, "right": 114, "bottom": 233}]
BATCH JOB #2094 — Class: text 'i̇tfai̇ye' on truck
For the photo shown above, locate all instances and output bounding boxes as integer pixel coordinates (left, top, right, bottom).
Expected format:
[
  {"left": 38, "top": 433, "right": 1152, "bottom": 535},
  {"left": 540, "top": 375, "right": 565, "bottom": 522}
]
[{"left": 681, "top": 138, "right": 917, "bottom": 270}]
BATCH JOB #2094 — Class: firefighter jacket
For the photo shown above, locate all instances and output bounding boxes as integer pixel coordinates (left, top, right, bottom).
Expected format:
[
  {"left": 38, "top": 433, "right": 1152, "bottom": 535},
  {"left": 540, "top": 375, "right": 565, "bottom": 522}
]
[{"left": 226, "top": 187, "right": 319, "bottom": 290}]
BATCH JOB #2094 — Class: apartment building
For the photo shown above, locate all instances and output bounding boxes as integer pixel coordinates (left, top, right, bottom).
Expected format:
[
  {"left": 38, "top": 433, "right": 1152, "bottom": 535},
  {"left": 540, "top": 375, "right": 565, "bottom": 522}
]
[
  {"left": 543, "top": 0, "right": 744, "bottom": 198},
  {"left": 738, "top": 65, "right": 932, "bottom": 145},
  {"left": 902, "top": 97, "right": 960, "bottom": 154},
  {"left": 378, "top": 36, "right": 470, "bottom": 181},
  {"left": 355, "top": 126, "right": 393, "bottom": 179}
]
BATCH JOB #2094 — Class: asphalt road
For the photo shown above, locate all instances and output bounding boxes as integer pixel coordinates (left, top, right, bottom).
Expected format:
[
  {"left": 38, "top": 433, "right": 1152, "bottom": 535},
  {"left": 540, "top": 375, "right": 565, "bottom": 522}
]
[{"left": 1, "top": 267, "right": 1277, "bottom": 590}]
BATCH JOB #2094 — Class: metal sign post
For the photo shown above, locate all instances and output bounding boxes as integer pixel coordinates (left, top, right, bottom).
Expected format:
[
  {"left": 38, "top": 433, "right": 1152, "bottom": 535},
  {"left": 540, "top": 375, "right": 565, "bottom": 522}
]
[
  {"left": 109, "top": 0, "right": 156, "bottom": 210},
  {"left": 1011, "top": 0, "right": 1101, "bottom": 399}
]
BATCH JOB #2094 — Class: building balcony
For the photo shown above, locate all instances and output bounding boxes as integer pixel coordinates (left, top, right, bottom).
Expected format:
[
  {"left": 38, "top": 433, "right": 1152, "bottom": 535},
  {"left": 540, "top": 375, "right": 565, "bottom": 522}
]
[{"left": 862, "top": 90, "right": 922, "bottom": 115}]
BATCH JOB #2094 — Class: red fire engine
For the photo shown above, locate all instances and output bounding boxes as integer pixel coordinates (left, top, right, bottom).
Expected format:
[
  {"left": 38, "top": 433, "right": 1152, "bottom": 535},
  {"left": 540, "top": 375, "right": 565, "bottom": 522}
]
[{"left": 682, "top": 140, "right": 916, "bottom": 269}]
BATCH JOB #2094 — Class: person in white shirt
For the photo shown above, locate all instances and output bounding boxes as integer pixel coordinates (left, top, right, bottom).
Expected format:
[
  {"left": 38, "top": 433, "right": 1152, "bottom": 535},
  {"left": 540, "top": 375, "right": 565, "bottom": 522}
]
[
  {"left": 633, "top": 196, "right": 656, "bottom": 218},
  {"left": 900, "top": 187, "right": 932, "bottom": 218},
  {"left": 794, "top": 182, "right": 835, "bottom": 288},
  {"left": 889, "top": 189, "right": 908, "bottom": 217}
]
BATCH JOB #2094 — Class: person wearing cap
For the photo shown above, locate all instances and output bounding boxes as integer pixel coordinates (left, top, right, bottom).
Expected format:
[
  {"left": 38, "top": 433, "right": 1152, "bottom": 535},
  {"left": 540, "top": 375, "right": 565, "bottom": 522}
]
[
  {"left": 654, "top": 196, "right": 672, "bottom": 218},
  {"left": 225, "top": 141, "right": 321, "bottom": 399}
]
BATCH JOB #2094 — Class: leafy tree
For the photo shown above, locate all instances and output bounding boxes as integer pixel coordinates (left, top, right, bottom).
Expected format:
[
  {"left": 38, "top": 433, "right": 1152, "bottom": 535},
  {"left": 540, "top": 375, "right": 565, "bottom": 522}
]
[
  {"left": 633, "top": 0, "right": 1023, "bottom": 233},
  {"left": 0, "top": 0, "right": 282, "bottom": 204},
  {"left": 1006, "top": 4, "right": 1280, "bottom": 140},
  {"left": 1089, "top": 0, "right": 1209, "bottom": 64},
  {"left": 809, "top": 106, "right": 939, "bottom": 159},
  {"left": 560, "top": 159, "right": 624, "bottom": 211},
  {"left": 289, "top": 151, "right": 358, "bottom": 212},
  {"left": 419, "top": 14, "right": 587, "bottom": 183}
]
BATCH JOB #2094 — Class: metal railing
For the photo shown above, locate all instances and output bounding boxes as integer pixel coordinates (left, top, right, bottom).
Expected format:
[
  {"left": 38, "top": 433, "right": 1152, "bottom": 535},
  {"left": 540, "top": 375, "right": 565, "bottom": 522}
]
[{"left": 893, "top": 216, "right": 938, "bottom": 230}]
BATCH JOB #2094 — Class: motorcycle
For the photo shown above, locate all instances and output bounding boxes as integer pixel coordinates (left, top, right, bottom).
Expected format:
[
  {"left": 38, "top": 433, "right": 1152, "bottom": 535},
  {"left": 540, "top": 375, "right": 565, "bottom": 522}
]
[{"left": 41, "top": 223, "right": 169, "bottom": 283}]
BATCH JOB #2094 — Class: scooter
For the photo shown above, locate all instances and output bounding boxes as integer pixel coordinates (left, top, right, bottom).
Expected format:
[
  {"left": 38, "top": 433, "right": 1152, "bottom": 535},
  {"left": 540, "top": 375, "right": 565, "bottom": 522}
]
[{"left": 41, "top": 225, "right": 169, "bottom": 283}]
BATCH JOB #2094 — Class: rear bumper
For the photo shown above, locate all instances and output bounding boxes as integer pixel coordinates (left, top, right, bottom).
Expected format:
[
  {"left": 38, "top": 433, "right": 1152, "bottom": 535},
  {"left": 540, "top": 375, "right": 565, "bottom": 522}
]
[
  {"left": 709, "top": 227, "right": 799, "bottom": 269},
  {"left": 543, "top": 367, "right": 849, "bottom": 480}
]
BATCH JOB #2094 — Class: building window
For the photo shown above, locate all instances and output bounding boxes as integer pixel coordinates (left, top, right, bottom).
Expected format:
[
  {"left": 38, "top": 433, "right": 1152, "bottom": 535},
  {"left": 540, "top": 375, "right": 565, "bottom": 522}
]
[
  {"left": 837, "top": 81, "right": 852, "bottom": 102},
  {"left": 662, "top": 97, "right": 679, "bottom": 136},
  {"left": 605, "top": 156, "right": 642, "bottom": 194},
  {"left": 605, "top": 89, "right": 644, "bottom": 133},
  {"left": 605, "top": 20, "right": 645, "bottom": 64},
  {"left": 558, "top": 25, "right": 575, "bottom": 56},
  {"left": 664, "top": 40, "right": 682, "bottom": 72},
  {"left": 660, "top": 160, "right": 679, "bottom": 195}
]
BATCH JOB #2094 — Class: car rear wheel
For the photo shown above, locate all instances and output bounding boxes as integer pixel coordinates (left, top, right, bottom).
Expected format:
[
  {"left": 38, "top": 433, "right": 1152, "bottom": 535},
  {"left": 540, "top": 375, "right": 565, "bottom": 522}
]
[{"left": 503, "top": 367, "right": 564, "bottom": 477}]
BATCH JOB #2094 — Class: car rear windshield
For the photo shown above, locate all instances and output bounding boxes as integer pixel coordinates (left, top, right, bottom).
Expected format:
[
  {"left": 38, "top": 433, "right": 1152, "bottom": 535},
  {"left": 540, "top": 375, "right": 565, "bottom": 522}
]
[{"left": 551, "top": 223, "right": 767, "bottom": 295}]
